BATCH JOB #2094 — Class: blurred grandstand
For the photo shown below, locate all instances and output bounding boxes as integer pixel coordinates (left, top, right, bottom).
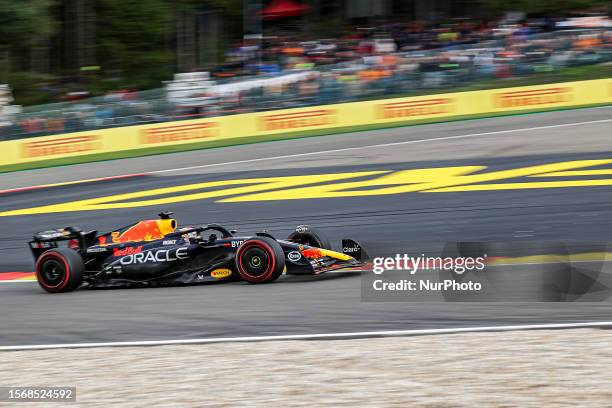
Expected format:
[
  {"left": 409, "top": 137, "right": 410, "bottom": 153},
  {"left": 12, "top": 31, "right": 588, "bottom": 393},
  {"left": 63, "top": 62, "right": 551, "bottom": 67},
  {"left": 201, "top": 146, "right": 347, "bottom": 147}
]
[{"left": 1, "top": 14, "right": 610, "bottom": 139}]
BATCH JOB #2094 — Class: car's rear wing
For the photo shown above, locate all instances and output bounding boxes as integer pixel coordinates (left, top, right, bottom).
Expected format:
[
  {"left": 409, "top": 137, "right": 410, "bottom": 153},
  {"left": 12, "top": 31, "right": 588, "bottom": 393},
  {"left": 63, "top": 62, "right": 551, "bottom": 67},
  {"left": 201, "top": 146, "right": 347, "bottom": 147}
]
[{"left": 29, "top": 227, "right": 97, "bottom": 261}]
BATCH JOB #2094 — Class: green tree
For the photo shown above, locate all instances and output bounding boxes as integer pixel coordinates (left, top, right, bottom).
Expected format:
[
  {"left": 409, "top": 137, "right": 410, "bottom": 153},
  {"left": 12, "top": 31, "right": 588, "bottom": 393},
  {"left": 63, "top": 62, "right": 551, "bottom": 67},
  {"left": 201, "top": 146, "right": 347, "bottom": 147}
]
[
  {"left": 477, "top": 0, "right": 609, "bottom": 15},
  {"left": 0, "top": 1, "right": 56, "bottom": 104},
  {"left": 0, "top": 0, "right": 55, "bottom": 48},
  {"left": 0, "top": 0, "right": 55, "bottom": 73},
  {"left": 96, "top": 0, "right": 174, "bottom": 89},
  {"left": 172, "top": 0, "right": 243, "bottom": 16}
]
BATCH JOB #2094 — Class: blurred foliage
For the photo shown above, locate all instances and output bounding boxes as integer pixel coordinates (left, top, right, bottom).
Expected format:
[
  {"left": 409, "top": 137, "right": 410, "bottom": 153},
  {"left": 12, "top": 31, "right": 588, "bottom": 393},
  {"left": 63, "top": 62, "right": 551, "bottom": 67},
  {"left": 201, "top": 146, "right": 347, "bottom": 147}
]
[
  {"left": 0, "top": 0, "right": 55, "bottom": 47},
  {"left": 0, "top": 0, "right": 610, "bottom": 105},
  {"left": 173, "top": 0, "right": 243, "bottom": 15},
  {"left": 96, "top": 0, "right": 174, "bottom": 90},
  {"left": 5, "top": 72, "right": 57, "bottom": 105},
  {"left": 0, "top": 0, "right": 57, "bottom": 103},
  {"left": 477, "top": 0, "right": 609, "bottom": 15}
]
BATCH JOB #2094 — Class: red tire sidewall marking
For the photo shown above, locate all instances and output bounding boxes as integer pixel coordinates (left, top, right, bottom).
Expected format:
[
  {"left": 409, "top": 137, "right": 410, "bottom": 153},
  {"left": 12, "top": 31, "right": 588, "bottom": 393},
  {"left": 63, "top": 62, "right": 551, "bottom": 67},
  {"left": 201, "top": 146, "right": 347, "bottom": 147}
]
[
  {"left": 237, "top": 242, "right": 274, "bottom": 281},
  {"left": 35, "top": 252, "right": 71, "bottom": 290},
  {"left": 237, "top": 242, "right": 276, "bottom": 282}
]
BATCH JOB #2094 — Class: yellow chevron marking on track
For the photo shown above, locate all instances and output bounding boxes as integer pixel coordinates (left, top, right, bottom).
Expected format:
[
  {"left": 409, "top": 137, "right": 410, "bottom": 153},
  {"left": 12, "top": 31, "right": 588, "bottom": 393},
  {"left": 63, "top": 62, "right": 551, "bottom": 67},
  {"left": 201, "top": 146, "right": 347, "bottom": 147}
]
[
  {"left": 223, "top": 159, "right": 612, "bottom": 201},
  {"left": 529, "top": 169, "right": 612, "bottom": 177},
  {"left": 488, "top": 252, "right": 612, "bottom": 265},
  {"left": 221, "top": 166, "right": 484, "bottom": 202},
  {"left": 1, "top": 159, "right": 611, "bottom": 216},
  {"left": 0, "top": 171, "right": 385, "bottom": 216},
  {"left": 429, "top": 179, "right": 612, "bottom": 192}
]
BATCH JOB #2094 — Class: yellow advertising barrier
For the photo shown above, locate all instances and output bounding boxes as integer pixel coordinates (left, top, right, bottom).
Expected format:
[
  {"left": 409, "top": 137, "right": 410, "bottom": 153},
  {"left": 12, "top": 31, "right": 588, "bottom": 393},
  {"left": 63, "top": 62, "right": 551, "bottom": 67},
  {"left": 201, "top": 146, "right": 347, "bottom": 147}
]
[{"left": 1, "top": 78, "right": 611, "bottom": 167}]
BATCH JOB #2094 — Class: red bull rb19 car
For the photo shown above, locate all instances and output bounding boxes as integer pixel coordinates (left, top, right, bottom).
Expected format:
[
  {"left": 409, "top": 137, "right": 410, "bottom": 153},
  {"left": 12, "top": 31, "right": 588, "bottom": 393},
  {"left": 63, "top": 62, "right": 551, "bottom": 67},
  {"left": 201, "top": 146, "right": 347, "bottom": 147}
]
[{"left": 29, "top": 212, "right": 367, "bottom": 293}]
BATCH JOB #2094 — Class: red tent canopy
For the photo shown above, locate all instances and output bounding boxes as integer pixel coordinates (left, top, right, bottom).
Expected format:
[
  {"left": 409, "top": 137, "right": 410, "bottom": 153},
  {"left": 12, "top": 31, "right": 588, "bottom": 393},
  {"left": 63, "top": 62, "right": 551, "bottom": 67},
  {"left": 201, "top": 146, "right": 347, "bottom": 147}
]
[{"left": 260, "top": 0, "right": 309, "bottom": 19}]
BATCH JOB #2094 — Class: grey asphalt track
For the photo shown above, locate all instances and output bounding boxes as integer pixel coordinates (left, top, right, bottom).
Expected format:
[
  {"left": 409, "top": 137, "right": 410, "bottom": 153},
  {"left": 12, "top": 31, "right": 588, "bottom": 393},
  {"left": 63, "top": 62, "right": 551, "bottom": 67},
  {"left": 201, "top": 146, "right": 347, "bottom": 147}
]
[{"left": 0, "top": 106, "right": 611, "bottom": 346}]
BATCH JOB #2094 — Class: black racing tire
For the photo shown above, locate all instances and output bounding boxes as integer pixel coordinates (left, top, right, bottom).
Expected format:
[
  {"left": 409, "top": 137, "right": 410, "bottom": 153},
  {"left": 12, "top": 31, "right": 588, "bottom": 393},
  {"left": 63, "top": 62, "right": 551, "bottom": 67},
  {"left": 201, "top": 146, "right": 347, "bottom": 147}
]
[
  {"left": 35, "top": 248, "right": 85, "bottom": 293},
  {"left": 235, "top": 237, "right": 285, "bottom": 284},
  {"left": 287, "top": 227, "right": 332, "bottom": 250}
]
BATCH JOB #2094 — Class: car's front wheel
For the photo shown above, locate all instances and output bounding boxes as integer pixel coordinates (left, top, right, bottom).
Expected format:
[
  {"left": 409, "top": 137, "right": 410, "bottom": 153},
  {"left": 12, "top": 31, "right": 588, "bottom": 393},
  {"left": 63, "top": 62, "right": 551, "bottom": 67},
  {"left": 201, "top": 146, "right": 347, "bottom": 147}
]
[
  {"left": 287, "top": 226, "right": 332, "bottom": 250},
  {"left": 35, "top": 248, "right": 85, "bottom": 293},
  {"left": 235, "top": 237, "right": 285, "bottom": 284}
]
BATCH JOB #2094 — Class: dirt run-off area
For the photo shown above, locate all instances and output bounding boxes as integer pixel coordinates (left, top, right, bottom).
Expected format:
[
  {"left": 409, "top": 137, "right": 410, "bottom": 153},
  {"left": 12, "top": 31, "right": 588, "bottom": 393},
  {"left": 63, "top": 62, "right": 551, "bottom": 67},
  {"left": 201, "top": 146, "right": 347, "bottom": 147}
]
[{"left": 1, "top": 328, "right": 611, "bottom": 407}]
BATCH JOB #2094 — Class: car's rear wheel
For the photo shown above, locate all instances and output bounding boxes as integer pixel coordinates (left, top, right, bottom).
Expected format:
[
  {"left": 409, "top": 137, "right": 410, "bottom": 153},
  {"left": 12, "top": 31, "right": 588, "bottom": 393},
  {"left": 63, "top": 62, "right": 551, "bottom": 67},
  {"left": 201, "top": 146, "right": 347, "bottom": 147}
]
[
  {"left": 35, "top": 248, "right": 85, "bottom": 293},
  {"left": 235, "top": 237, "right": 285, "bottom": 284},
  {"left": 287, "top": 226, "right": 332, "bottom": 250}
]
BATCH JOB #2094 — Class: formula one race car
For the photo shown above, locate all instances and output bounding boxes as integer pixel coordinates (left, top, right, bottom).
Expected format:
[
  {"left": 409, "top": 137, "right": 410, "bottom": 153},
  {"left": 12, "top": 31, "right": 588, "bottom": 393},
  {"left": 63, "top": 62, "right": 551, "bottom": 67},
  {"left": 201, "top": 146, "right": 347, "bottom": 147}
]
[{"left": 29, "top": 212, "right": 367, "bottom": 293}]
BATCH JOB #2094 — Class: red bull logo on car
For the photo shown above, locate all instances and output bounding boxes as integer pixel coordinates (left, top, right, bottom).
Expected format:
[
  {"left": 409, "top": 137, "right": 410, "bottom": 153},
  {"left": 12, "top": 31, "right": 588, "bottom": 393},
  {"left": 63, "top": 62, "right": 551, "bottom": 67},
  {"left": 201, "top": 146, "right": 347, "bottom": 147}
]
[
  {"left": 113, "top": 246, "right": 143, "bottom": 257},
  {"left": 97, "top": 219, "right": 177, "bottom": 245}
]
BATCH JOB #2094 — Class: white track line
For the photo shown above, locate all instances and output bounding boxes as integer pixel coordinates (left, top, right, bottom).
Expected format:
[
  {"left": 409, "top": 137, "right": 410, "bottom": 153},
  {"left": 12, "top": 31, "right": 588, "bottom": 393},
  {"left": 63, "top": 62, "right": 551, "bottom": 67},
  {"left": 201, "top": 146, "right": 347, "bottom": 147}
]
[
  {"left": 2, "top": 321, "right": 612, "bottom": 351},
  {"left": 151, "top": 117, "right": 612, "bottom": 174},
  {"left": 0, "top": 280, "right": 36, "bottom": 283}
]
